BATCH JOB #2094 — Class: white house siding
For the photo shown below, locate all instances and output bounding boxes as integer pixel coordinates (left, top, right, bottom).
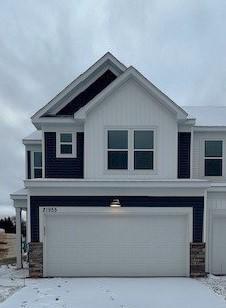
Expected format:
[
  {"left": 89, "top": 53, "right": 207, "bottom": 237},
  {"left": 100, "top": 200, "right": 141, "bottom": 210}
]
[
  {"left": 84, "top": 78, "right": 178, "bottom": 179},
  {"left": 207, "top": 191, "right": 226, "bottom": 274},
  {"left": 192, "top": 131, "right": 226, "bottom": 181}
]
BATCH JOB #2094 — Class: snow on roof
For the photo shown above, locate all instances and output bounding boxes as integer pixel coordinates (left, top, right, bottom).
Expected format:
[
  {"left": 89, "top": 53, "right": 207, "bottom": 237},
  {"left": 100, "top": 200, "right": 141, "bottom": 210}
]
[
  {"left": 183, "top": 106, "right": 226, "bottom": 126},
  {"left": 23, "top": 130, "right": 42, "bottom": 141}
]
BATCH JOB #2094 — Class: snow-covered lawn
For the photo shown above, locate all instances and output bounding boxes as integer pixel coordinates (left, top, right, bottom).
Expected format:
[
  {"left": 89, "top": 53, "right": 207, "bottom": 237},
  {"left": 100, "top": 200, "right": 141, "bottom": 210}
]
[
  {"left": 199, "top": 275, "right": 226, "bottom": 302},
  {"left": 0, "top": 265, "right": 226, "bottom": 308},
  {"left": 0, "top": 264, "right": 27, "bottom": 303}
]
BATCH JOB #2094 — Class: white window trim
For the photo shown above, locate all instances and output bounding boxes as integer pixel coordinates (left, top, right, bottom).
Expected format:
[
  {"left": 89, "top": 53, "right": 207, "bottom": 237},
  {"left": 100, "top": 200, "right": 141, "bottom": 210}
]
[
  {"left": 56, "top": 132, "right": 77, "bottom": 158},
  {"left": 31, "top": 151, "right": 43, "bottom": 179},
  {"left": 203, "top": 139, "right": 224, "bottom": 177},
  {"left": 105, "top": 126, "right": 157, "bottom": 174}
]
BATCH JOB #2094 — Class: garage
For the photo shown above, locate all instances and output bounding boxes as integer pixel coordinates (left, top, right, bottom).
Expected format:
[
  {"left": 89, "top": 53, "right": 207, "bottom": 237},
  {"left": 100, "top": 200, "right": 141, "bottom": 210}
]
[
  {"left": 211, "top": 212, "right": 226, "bottom": 274},
  {"left": 41, "top": 207, "right": 192, "bottom": 277}
]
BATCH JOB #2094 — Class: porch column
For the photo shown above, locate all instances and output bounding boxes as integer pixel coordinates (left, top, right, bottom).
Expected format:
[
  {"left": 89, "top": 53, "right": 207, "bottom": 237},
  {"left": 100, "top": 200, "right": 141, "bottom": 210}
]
[{"left": 16, "top": 207, "right": 22, "bottom": 269}]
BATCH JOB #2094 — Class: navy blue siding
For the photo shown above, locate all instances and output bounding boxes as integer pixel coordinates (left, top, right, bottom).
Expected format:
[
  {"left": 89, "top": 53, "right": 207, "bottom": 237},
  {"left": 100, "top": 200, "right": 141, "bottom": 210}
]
[
  {"left": 45, "top": 132, "right": 84, "bottom": 178},
  {"left": 27, "top": 151, "right": 31, "bottom": 179},
  {"left": 178, "top": 132, "right": 191, "bottom": 178},
  {"left": 30, "top": 196, "right": 203, "bottom": 242},
  {"left": 56, "top": 70, "right": 117, "bottom": 115}
]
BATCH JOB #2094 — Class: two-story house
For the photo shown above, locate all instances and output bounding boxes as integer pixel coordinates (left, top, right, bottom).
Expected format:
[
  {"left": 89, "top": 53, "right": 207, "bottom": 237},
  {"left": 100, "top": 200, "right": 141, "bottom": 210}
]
[{"left": 10, "top": 53, "right": 226, "bottom": 278}]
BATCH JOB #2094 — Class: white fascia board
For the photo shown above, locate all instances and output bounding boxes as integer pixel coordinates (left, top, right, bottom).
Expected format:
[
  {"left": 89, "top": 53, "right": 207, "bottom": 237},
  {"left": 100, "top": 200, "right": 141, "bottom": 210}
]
[
  {"left": 24, "top": 178, "right": 210, "bottom": 189},
  {"left": 10, "top": 189, "right": 27, "bottom": 201},
  {"left": 178, "top": 118, "right": 196, "bottom": 126},
  {"left": 74, "top": 66, "right": 188, "bottom": 121},
  {"left": 26, "top": 186, "right": 208, "bottom": 197},
  {"left": 31, "top": 53, "right": 127, "bottom": 123},
  {"left": 23, "top": 139, "right": 42, "bottom": 145},
  {"left": 208, "top": 183, "right": 226, "bottom": 192},
  {"left": 193, "top": 126, "right": 226, "bottom": 132},
  {"left": 22, "top": 131, "right": 42, "bottom": 144},
  {"left": 32, "top": 117, "right": 78, "bottom": 129}
]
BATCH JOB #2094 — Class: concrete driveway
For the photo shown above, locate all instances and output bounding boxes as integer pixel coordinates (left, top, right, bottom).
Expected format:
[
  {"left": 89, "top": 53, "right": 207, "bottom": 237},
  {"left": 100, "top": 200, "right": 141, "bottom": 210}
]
[{"left": 1, "top": 277, "right": 226, "bottom": 308}]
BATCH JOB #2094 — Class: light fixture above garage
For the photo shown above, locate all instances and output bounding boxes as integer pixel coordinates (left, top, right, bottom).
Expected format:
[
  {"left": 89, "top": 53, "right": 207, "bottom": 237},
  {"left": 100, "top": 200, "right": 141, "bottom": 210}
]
[{"left": 110, "top": 198, "right": 121, "bottom": 208}]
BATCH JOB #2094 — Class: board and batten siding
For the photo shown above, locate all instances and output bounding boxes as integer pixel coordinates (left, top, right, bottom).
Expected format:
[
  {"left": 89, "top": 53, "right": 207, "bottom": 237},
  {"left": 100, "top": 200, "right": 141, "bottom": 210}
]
[
  {"left": 30, "top": 195, "right": 204, "bottom": 242},
  {"left": 44, "top": 132, "right": 84, "bottom": 178},
  {"left": 192, "top": 131, "right": 226, "bottom": 181},
  {"left": 84, "top": 78, "right": 178, "bottom": 179}
]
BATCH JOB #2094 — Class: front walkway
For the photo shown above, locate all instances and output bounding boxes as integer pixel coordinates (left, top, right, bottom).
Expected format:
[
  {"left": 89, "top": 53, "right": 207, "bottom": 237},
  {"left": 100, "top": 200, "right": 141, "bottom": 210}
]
[{"left": 1, "top": 274, "right": 226, "bottom": 308}]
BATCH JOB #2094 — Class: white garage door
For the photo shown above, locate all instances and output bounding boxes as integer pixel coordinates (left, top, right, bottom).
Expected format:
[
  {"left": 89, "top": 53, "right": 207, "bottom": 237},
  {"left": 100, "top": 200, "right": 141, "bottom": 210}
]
[
  {"left": 212, "top": 215, "right": 226, "bottom": 274},
  {"left": 42, "top": 207, "right": 191, "bottom": 277}
]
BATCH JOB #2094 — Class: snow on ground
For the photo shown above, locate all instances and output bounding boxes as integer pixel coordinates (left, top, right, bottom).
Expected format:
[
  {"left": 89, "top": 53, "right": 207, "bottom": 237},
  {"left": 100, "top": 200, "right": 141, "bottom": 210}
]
[
  {"left": 1, "top": 275, "right": 226, "bottom": 308},
  {"left": 199, "top": 275, "right": 226, "bottom": 302},
  {"left": 0, "top": 264, "right": 28, "bottom": 302},
  {"left": 0, "top": 265, "right": 226, "bottom": 308}
]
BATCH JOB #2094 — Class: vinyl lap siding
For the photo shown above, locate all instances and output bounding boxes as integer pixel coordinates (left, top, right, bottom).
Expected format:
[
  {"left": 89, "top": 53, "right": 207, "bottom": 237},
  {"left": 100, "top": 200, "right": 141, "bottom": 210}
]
[
  {"left": 30, "top": 196, "right": 204, "bottom": 242},
  {"left": 178, "top": 132, "right": 191, "bottom": 178},
  {"left": 45, "top": 132, "right": 84, "bottom": 178}
]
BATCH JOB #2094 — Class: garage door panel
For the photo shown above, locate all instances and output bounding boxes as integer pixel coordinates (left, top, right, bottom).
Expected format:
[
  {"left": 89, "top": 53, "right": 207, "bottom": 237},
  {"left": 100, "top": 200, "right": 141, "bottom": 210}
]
[{"left": 44, "top": 209, "right": 190, "bottom": 277}]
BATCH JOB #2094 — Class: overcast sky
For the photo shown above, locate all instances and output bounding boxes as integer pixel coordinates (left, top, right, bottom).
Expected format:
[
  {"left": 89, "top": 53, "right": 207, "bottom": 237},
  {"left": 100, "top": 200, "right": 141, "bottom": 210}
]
[{"left": 0, "top": 0, "right": 226, "bottom": 216}]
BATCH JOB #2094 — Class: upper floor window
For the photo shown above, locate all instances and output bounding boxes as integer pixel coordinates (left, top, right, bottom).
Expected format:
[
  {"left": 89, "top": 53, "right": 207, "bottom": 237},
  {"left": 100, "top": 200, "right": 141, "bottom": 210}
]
[
  {"left": 204, "top": 140, "right": 223, "bottom": 176},
  {"left": 134, "top": 130, "right": 154, "bottom": 169},
  {"left": 107, "top": 130, "right": 128, "bottom": 169},
  {"left": 56, "top": 132, "right": 77, "bottom": 158},
  {"left": 33, "top": 152, "right": 42, "bottom": 178},
  {"left": 107, "top": 129, "right": 154, "bottom": 170}
]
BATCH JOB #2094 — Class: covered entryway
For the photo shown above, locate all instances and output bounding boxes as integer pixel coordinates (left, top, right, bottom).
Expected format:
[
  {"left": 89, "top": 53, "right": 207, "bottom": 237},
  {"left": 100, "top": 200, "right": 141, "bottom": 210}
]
[{"left": 41, "top": 207, "right": 192, "bottom": 277}]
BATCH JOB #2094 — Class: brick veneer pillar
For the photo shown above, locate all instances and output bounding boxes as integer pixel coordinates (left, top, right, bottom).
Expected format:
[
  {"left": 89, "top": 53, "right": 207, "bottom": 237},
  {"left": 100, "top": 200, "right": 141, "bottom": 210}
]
[
  {"left": 28, "top": 242, "right": 43, "bottom": 278},
  {"left": 190, "top": 243, "right": 206, "bottom": 277}
]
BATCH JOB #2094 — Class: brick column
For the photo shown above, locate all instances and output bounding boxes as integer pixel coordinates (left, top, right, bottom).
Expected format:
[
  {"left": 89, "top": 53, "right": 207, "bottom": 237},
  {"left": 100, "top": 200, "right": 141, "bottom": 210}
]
[
  {"left": 28, "top": 242, "right": 43, "bottom": 278},
  {"left": 190, "top": 243, "right": 206, "bottom": 277}
]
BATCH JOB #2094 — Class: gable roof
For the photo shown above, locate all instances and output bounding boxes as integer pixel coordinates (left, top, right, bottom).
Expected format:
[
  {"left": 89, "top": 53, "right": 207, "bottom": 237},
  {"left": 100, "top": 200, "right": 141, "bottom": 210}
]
[
  {"left": 74, "top": 66, "right": 188, "bottom": 120},
  {"left": 183, "top": 106, "right": 226, "bottom": 126},
  {"left": 31, "top": 52, "right": 126, "bottom": 125},
  {"left": 56, "top": 70, "right": 117, "bottom": 115},
  {"left": 31, "top": 52, "right": 191, "bottom": 128}
]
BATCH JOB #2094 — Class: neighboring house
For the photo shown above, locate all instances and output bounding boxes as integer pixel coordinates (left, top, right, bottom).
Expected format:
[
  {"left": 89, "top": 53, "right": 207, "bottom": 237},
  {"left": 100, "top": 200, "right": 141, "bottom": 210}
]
[{"left": 10, "top": 53, "right": 226, "bottom": 278}]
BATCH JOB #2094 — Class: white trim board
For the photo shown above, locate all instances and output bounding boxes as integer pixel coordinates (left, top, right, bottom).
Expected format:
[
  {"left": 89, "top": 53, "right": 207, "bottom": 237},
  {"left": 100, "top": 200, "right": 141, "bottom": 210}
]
[{"left": 24, "top": 178, "right": 210, "bottom": 189}]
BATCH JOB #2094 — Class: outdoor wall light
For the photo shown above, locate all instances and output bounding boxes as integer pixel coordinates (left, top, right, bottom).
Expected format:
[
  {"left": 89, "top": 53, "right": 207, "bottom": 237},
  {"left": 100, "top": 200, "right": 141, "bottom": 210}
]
[{"left": 110, "top": 198, "right": 121, "bottom": 208}]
